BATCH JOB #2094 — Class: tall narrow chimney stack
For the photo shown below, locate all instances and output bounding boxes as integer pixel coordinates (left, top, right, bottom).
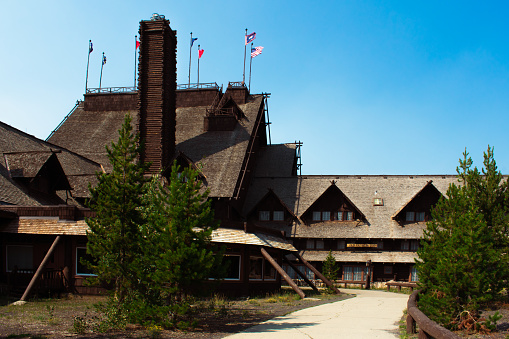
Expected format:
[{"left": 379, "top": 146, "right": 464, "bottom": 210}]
[{"left": 137, "top": 15, "right": 177, "bottom": 174}]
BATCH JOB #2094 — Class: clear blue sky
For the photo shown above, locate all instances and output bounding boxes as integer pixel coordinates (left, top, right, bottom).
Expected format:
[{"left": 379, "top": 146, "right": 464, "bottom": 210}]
[{"left": 1, "top": 1, "right": 509, "bottom": 175}]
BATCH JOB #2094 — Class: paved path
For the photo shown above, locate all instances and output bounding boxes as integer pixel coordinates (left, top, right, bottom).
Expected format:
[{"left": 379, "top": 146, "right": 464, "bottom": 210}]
[{"left": 225, "top": 289, "right": 408, "bottom": 339}]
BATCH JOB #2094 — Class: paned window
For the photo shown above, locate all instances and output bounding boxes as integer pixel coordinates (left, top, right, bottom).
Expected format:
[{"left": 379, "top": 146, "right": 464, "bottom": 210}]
[
  {"left": 343, "top": 266, "right": 353, "bottom": 281},
  {"left": 259, "top": 211, "right": 270, "bottom": 221},
  {"left": 224, "top": 255, "right": 241, "bottom": 280},
  {"left": 416, "top": 212, "right": 425, "bottom": 222},
  {"left": 346, "top": 211, "right": 353, "bottom": 221},
  {"left": 337, "top": 211, "right": 343, "bottom": 220},
  {"left": 384, "top": 266, "right": 393, "bottom": 275},
  {"left": 306, "top": 239, "right": 315, "bottom": 249},
  {"left": 401, "top": 240, "right": 410, "bottom": 251},
  {"left": 312, "top": 211, "right": 321, "bottom": 221},
  {"left": 410, "top": 240, "right": 419, "bottom": 251},
  {"left": 337, "top": 240, "right": 346, "bottom": 249},
  {"left": 273, "top": 211, "right": 284, "bottom": 221},
  {"left": 411, "top": 267, "right": 419, "bottom": 282},
  {"left": 405, "top": 212, "right": 415, "bottom": 221},
  {"left": 374, "top": 198, "right": 384, "bottom": 206},
  {"left": 315, "top": 240, "right": 325, "bottom": 249},
  {"left": 353, "top": 267, "right": 364, "bottom": 281},
  {"left": 322, "top": 211, "right": 331, "bottom": 221}
]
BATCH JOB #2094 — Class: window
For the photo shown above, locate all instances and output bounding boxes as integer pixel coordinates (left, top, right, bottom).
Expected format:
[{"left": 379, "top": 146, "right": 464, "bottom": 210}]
[
  {"left": 343, "top": 266, "right": 369, "bottom": 281},
  {"left": 411, "top": 267, "right": 419, "bottom": 282},
  {"left": 384, "top": 266, "right": 393, "bottom": 275},
  {"left": 410, "top": 240, "right": 419, "bottom": 251},
  {"left": 374, "top": 198, "right": 384, "bottom": 206},
  {"left": 405, "top": 212, "right": 415, "bottom": 222},
  {"left": 223, "top": 255, "right": 241, "bottom": 280},
  {"left": 273, "top": 211, "right": 284, "bottom": 221},
  {"left": 76, "top": 247, "right": 96, "bottom": 276},
  {"left": 249, "top": 256, "right": 263, "bottom": 280},
  {"left": 377, "top": 241, "right": 384, "bottom": 249},
  {"left": 315, "top": 240, "right": 324, "bottom": 250},
  {"left": 401, "top": 240, "right": 410, "bottom": 251},
  {"left": 336, "top": 211, "right": 343, "bottom": 220},
  {"left": 416, "top": 212, "right": 425, "bottom": 222},
  {"left": 346, "top": 211, "right": 353, "bottom": 221},
  {"left": 6, "top": 245, "right": 33, "bottom": 272},
  {"left": 322, "top": 211, "right": 330, "bottom": 221},
  {"left": 312, "top": 211, "right": 321, "bottom": 221},
  {"left": 306, "top": 239, "right": 315, "bottom": 249},
  {"left": 337, "top": 240, "right": 346, "bottom": 250},
  {"left": 259, "top": 211, "right": 270, "bottom": 221}
]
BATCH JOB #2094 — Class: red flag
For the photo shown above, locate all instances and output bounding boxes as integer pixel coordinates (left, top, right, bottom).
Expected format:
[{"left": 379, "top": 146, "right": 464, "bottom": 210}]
[
  {"left": 198, "top": 49, "right": 204, "bottom": 59},
  {"left": 136, "top": 40, "right": 140, "bottom": 49}
]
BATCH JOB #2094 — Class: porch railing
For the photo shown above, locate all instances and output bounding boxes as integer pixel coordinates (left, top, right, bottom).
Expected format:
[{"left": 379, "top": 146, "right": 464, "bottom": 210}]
[{"left": 86, "top": 87, "right": 136, "bottom": 94}]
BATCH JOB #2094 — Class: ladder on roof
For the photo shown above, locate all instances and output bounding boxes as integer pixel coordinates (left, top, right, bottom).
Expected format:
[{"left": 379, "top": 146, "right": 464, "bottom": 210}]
[
  {"left": 45, "top": 100, "right": 82, "bottom": 141},
  {"left": 262, "top": 93, "right": 271, "bottom": 145}
]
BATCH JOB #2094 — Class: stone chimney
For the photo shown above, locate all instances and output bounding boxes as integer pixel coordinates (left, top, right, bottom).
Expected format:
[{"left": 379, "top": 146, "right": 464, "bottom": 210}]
[{"left": 137, "top": 15, "right": 176, "bottom": 174}]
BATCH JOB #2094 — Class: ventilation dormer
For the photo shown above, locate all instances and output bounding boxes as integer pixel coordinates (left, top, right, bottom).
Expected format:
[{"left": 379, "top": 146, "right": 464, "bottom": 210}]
[{"left": 204, "top": 82, "right": 247, "bottom": 131}]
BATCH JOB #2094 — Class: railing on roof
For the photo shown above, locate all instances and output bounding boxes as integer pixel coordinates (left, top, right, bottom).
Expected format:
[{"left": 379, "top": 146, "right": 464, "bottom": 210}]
[
  {"left": 177, "top": 82, "right": 220, "bottom": 90},
  {"left": 46, "top": 100, "right": 82, "bottom": 141},
  {"left": 85, "top": 87, "right": 137, "bottom": 94},
  {"left": 228, "top": 81, "right": 247, "bottom": 88}
]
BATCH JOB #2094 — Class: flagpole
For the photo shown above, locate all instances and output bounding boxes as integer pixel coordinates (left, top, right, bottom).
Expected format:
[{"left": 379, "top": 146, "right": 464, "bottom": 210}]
[
  {"left": 189, "top": 32, "right": 193, "bottom": 86},
  {"left": 197, "top": 44, "right": 200, "bottom": 85},
  {"left": 243, "top": 28, "right": 247, "bottom": 85},
  {"left": 134, "top": 35, "right": 137, "bottom": 88},
  {"left": 249, "top": 43, "right": 253, "bottom": 92},
  {"left": 85, "top": 40, "right": 91, "bottom": 92},
  {"left": 99, "top": 52, "right": 105, "bottom": 90}
]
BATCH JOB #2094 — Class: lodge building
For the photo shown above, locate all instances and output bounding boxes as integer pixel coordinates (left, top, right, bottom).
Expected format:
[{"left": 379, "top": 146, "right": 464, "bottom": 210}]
[{"left": 0, "top": 15, "right": 457, "bottom": 298}]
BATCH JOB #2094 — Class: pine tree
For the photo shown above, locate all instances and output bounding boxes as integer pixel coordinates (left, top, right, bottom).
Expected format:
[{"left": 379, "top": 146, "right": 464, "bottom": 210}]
[
  {"left": 416, "top": 147, "right": 509, "bottom": 329},
  {"left": 322, "top": 250, "right": 338, "bottom": 293},
  {"left": 135, "top": 162, "right": 224, "bottom": 323},
  {"left": 85, "top": 114, "right": 150, "bottom": 307}
]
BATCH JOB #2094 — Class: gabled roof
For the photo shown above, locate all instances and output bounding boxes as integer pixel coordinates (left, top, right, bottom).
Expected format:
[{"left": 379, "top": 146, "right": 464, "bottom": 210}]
[
  {"left": 301, "top": 183, "right": 365, "bottom": 221},
  {"left": 253, "top": 144, "right": 297, "bottom": 177},
  {"left": 244, "top": 175, "right": 458, "bottom": 239},
  {"left": 171, "top": 151, "right": 206, "bottom": 181},
  {"left": 5, "top": 151, "right": 54, "bottom": 178},
  {"left": 391, "top": 180, "right": 443, "bottom": 220},
  {"left": 246, "top": 188, "right": 297, "bottom": 220}
]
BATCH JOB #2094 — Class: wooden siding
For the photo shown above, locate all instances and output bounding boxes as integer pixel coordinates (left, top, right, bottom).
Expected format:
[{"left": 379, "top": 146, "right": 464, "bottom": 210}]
[{"left": 84, "top": 93, "right": 137, "bottom": 111}]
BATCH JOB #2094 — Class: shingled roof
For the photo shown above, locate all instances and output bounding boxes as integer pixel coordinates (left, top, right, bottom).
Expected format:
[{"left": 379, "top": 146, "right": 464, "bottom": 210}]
[
  {"left": 0, "top": 121, "right": 102, "bottom": 203},
  {"left": 244, "top": 175, "right": 458, "bottom": 239}
]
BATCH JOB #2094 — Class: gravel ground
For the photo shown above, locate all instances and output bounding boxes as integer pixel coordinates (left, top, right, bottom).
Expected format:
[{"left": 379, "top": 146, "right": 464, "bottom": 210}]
[{"left": 0, "top": 291, "right": 351, "bottom": 338}]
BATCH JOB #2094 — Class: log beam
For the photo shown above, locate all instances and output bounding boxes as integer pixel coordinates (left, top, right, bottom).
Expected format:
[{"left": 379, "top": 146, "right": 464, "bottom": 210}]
[
  {"left": 21, "top": 235, "right": 61, "bottom": 301},
  {"left": 260, "top": 248, "right": 305, "bottom": 299},
  {"left": 293, "top": 252, "right": 340, "bottom": 294},
  {"left": 283, "top": 255, "right": 319, "bottom": 293}
]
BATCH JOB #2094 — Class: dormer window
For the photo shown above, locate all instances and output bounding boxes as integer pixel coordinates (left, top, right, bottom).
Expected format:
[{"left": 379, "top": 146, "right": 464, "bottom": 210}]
[
  {"left": 374, "top": 198, "right": 384, "bottom": 206},
  {"left": 322, "top": 211, "right": 330, "bottom": 221},
  {"left": 313, "top": 211, "right": 321, "bottom": 221},
  {"left": 259, "top": 211, "right": 270, "bottom": 221},
  {"left": 405, "top": 212, "right": 426, "bottom": 222},
  {"left": 273, "top": 211, "right": 284, "bottom": 221}
]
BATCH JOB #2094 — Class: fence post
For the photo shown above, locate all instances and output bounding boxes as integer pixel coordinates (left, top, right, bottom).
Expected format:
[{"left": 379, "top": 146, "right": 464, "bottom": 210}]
[{"left": 406, "top": 313, "right": 416, "bottom": 334}]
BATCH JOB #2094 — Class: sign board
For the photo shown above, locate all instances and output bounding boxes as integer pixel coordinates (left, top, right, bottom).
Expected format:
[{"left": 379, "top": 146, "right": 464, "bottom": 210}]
[{"left": 347, "top": 243, "right": 378, "bottom": 248}]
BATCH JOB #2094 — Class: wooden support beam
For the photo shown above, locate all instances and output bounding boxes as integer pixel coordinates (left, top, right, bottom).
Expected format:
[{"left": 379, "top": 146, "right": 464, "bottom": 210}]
[
  {"left": 260, "top": 248, "right": 305, "bottom": 299},
  {"left": 21, "top": 235, "right": 61, "bottom": 301},
  {"left": 283, "top": 255, "right": 319, "bottom": 293},
  {"left": 293, "top": 252, "right": 340, "bottom": 295}
]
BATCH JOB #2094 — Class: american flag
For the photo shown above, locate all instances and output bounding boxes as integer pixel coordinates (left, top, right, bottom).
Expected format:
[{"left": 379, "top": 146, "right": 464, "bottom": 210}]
[
  {"left": 245, "top": 32, "right": 256, "bottom": 45},
  {"left": 251, "top": 46, "right": 263, "bottom": 58},
  {"left": 102, "top": 54, "right": 107, "bottom": 65}
]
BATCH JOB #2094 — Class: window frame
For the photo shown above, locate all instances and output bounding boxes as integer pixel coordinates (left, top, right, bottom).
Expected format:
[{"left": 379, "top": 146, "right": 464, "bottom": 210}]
[
  {"left": 76, "top": 247, "right": 97, "bottom": 276},
  {"left": 223, "top": 254, "right": 241, "bottom": 281},
  {"left": 6, "top": 245, "right": 33, "bottom": 273}
]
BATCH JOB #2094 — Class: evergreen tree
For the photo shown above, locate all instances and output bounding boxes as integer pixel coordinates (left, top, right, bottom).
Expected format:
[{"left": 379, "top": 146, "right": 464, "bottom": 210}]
[
  {"left": 416, "top": 147, "right": 509, "bottom": 329},
  {"left": 322, "top": 250, "right": 338, "bottom": 293},
  {"left": 85, "top": 114, "right": 150, "bottom": 309},
  {"left": 135, "top": 163, "right": 224, "bottom": 324}
]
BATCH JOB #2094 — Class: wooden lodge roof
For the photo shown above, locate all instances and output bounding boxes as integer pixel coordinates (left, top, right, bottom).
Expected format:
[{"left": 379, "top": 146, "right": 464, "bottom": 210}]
[
  {"left": 297, "top": 250, "right": 418, "bottom": 263},
  {"left": 244, "top": 170, "right": 458, "bottom": 240},
  {"left": 0, "top": 121, "right": 102, "bottom": 204},
  {"left": 211, "top": 227, "right": 297, "bottom": 251},
  {"left": 48, "top": 93, "right": 265, "bottom": 199}
]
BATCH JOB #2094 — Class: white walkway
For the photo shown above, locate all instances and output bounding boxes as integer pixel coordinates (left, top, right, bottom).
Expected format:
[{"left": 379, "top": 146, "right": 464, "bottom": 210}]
[{"left": 225, "top": 289, "right": 408, "bottom": 339}]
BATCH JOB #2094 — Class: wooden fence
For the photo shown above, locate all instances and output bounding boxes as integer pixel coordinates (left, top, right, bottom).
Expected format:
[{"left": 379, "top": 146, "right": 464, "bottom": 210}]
[{"left": 406, "top": 290, "right": 461, "bottom": 338}]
